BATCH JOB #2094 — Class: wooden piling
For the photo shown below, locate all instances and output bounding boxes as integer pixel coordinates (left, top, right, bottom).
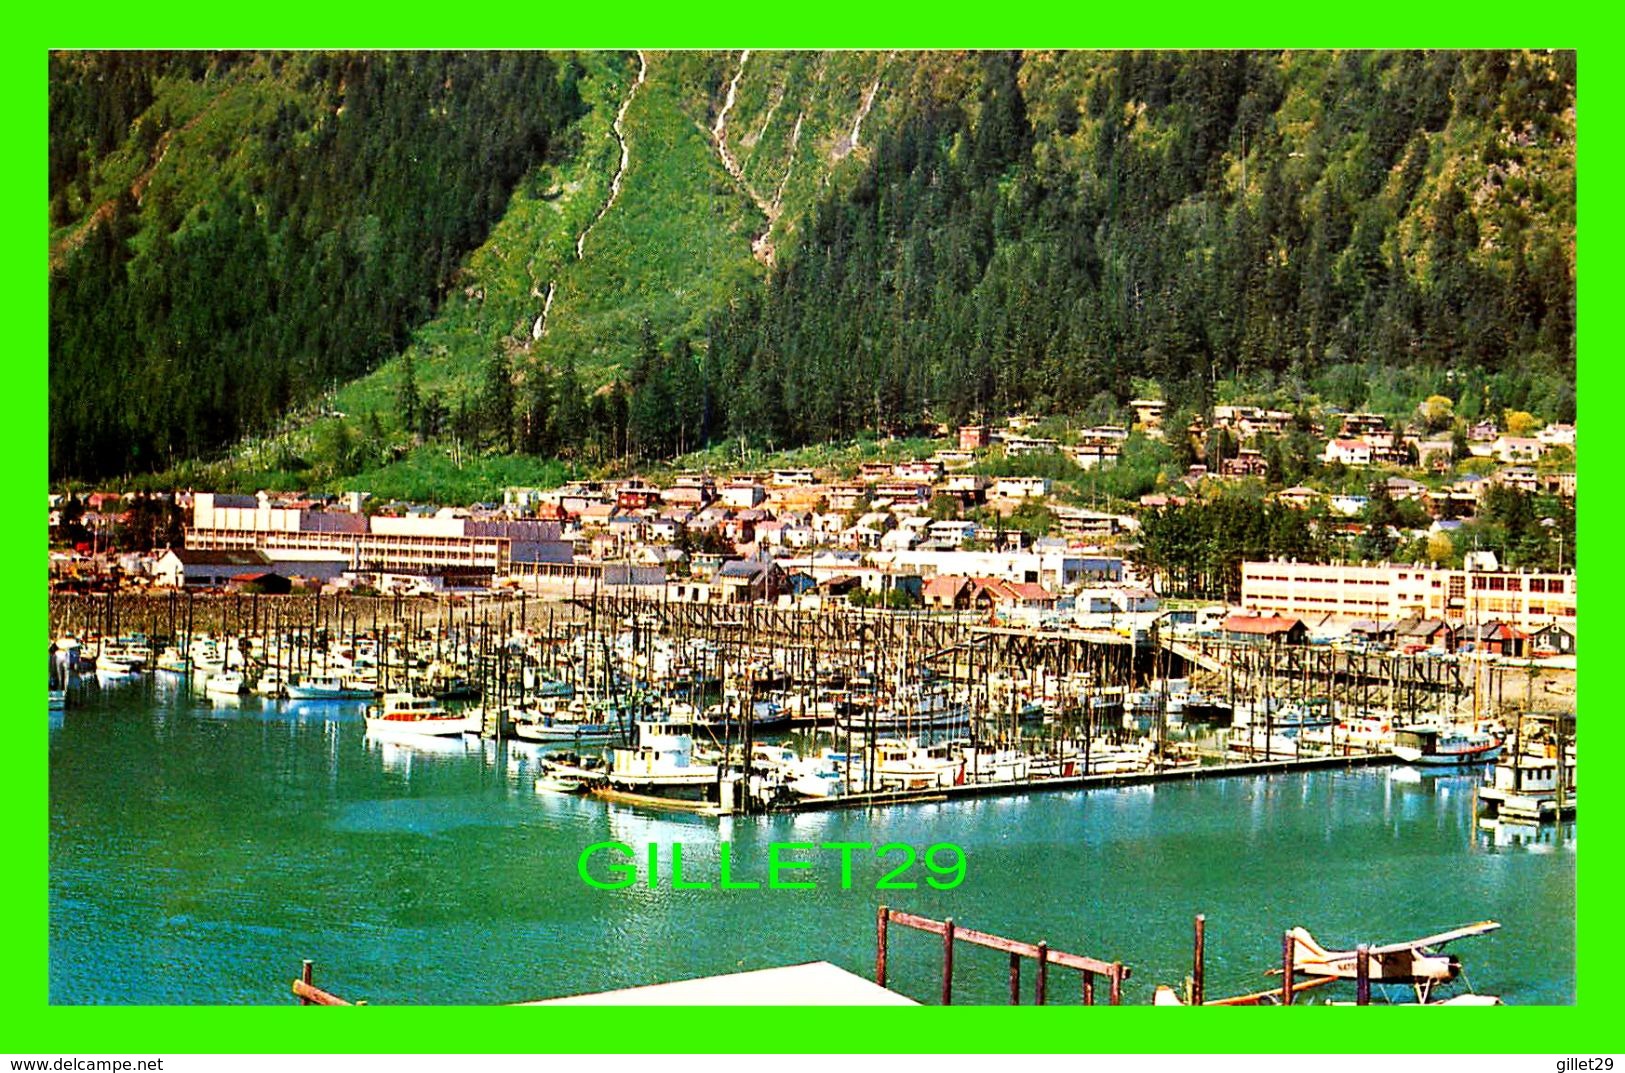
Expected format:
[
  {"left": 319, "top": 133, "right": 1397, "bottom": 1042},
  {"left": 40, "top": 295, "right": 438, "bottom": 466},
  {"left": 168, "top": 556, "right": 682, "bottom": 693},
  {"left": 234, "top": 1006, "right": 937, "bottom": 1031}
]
[
  {"left": 941, "top": 917, "right": 955, "bottom": 1006},
  {"left": 875, "top": 905, "right": 890, "bottom": 988},
  {"left": 1192, "top": 914, "right": 1205, "bottom": 1007},
  {"left": 1281, "top": 931, "right": 1295, "bottom": 1005}
]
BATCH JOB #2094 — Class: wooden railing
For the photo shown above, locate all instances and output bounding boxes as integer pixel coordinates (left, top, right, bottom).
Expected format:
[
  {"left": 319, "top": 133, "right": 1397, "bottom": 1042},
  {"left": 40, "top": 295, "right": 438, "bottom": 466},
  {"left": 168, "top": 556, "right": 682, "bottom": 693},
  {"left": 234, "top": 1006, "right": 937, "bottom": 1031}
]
[{"left": 876, "top": 906, "right": 1129, "bottom": 1005}]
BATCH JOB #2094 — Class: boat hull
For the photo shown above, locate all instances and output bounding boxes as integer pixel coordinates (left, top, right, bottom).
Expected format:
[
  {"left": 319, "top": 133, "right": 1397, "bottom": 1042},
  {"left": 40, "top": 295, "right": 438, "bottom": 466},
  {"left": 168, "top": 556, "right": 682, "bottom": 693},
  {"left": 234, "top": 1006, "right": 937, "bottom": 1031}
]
[{"left": 365, "top": 715, "right": 481, "bottom": 738}]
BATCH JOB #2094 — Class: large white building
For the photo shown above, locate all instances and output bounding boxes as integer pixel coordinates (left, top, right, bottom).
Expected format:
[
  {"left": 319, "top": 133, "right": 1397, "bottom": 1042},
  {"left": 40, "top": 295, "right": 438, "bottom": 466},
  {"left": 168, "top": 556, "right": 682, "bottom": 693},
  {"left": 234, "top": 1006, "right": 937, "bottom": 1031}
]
[
  {"left": 185, "top": 492, "right": 574, "bottom": 578},
  {"left": 1240, "top": 560, "right": 1576, "bottom": 631}
]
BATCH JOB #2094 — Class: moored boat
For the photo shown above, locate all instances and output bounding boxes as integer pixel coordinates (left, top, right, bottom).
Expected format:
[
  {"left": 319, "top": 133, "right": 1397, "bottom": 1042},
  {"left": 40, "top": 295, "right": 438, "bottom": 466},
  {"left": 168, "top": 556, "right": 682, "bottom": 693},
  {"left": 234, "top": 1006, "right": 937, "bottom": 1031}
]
[
  {"left": 286, "top": 673, "right": 375, "bottom": 701},
  {"left": 605, "top": 721, "right": 720, "bottom": 800},
  {"left": 364, "top": 693, "right": 480, "bottom": 738},
  {"left": 1392, "top": 725, "right": 1503, "bottom": 766},
  {"left": 204, "top": 671, "right": 249, "bottom": 697}
]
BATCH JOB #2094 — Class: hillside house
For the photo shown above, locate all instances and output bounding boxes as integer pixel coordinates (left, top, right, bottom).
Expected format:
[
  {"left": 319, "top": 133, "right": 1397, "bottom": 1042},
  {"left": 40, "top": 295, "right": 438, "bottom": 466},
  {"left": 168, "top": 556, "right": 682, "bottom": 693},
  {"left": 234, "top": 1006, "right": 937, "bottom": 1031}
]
[
  {"left": 1494, "top": 436, "right": 1544, "bottom": 463},
  {"left": 1004, "top": 436, "right": 1059, "bottom": 457},
  {"left": 1323, "top": 439, "right": 1373, "bottom": 466},
  {"left": 772, "top": 468, "right": 817, "bottom": 487},
  {"left": 893, "top": 460, "right": 944, "bottom": 483},
  {"left": 993, "top": 476, "right": 1051, "bottom": 499},
  {"left": 958, "top": 425, "right": 992, "bottom": 450},
  {"left": 720, "top": 482, "right": 766, "bottom": 509}
]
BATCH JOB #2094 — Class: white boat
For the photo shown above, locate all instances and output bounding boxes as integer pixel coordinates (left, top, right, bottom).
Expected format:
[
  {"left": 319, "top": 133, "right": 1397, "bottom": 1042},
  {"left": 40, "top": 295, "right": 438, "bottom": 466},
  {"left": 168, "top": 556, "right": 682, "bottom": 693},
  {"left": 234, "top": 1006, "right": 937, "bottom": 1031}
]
[
  {"left": 95, "top": 657, "right": 136, "bottom": 682},
  {"left": 253, "top": 669, "right": 289, "bottom": 698},
  {"left": 1479, "top": 742, "right": 1576, "bottom": 822},
  {"left": 286, "top": 674, "right": 375, "bottom": 701},
  {"left": 606, "top": 722, "right": 720, "bottom": 799},
  {"left": 868, "top": 738, "right": 962, "bottom": 791},
  {"left": 204, "top": 671, "right": 248, "bottom": 697},
  {"left": 1392, "top": 726, "right": 1503, "bottom": 766},
  {"left": 512, "top": 716, "right": 623, "bottom": 745},
  {"left": 364, "top": 693, "right": 480, "bottom": 738},
  {"left": 534, "top": 773, "right": 587, "bottom": 794},
  {"left": 154, "top": 647, "right": 192, "bottom": 675}
]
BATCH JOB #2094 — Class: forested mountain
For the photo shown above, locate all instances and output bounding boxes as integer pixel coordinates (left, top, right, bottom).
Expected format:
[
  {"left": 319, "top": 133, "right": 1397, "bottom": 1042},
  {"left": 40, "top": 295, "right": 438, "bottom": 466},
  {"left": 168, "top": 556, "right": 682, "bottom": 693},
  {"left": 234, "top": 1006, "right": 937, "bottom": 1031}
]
[
  {"left": 49, "top": 51, "right": 582, "bottom": 478},
  {"left": 699, "top": 50, "right": 1576, "bottom": 453},
  {"left": 49, "top": 50, "right": 1575, "bottom": 487}
]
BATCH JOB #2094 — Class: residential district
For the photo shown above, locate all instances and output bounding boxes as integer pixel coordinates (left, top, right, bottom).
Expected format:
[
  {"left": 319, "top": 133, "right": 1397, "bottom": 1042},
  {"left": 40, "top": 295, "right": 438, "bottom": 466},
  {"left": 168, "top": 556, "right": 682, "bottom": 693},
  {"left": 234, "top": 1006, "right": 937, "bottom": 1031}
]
[{"left": 49, "top": 401, "right": 1577, "bottom": 659}]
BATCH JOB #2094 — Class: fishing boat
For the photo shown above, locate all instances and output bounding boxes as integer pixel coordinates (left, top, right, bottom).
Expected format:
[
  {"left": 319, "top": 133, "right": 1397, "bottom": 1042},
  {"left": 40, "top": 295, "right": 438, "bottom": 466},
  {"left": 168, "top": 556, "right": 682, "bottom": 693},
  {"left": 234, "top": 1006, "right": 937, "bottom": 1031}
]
[
  {"left": 286, "top": 673, "right": 375, "bottom": 701},
  {"left": 511, "top": 715, "right": 623, "bottom": 745},
  {"left": 605, "top": 722, "right": 720, "bottom": 800},
  {"left": 1391, "top": 725, "right": 1503, "bottom": 766},
  {"left": 253, "top": 668, "right": 289, "bottom": 698},
  {"left": 868, "top": 738, "right": 962, "bottom": 791},
  {"left": 364, "top": 693, "right": 481, "bottom": 738},
  {"left": 154, "top": 647, "right": 192, "bottom": 676},
  {"left": 204, "top": 670, "right": 249, "bottom": 697},
  {"left": 1224, "top": 726, "right": 1306, "bottom": 761},
  {"left": 1479, "top": 743, "right": 1576, "bottom": 823}
]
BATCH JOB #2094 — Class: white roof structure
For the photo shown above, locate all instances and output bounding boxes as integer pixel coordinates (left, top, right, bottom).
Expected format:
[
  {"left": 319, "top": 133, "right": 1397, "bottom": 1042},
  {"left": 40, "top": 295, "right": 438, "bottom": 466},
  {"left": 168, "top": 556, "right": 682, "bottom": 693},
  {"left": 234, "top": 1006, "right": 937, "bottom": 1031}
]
[{"left": 522, "top": 961, "right": 916, "bottom": 1006}]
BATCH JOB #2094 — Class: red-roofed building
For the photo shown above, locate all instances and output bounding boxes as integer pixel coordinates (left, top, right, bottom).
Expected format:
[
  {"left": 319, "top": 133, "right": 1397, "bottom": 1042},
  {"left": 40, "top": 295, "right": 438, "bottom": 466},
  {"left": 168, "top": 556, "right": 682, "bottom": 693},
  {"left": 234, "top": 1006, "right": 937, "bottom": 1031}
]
[
  {"left": 923, "top": 574, "right": 975, "bottom": 611},
  {"left": 971, "top": 577, "right": 1056, "bottom": 610},
  {"left": 1222, "top": 615, "right": 1307, "bottom": 645}
]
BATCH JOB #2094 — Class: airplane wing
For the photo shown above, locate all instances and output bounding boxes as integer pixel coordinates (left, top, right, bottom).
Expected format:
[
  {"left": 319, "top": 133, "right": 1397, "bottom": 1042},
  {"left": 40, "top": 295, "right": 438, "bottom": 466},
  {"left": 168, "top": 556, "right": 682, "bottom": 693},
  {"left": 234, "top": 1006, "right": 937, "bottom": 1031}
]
[{"left": 1365, "top": 921, "right": 1500, "bottom": 956}]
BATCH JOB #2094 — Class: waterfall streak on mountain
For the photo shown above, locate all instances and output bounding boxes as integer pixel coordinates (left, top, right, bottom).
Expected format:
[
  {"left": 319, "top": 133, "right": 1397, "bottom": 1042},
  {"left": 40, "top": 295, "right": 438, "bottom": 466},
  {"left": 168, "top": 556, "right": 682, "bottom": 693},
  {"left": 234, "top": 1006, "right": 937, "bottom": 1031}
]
[{"left": 576, "top": 50, "right": 647, "bottom": 261}]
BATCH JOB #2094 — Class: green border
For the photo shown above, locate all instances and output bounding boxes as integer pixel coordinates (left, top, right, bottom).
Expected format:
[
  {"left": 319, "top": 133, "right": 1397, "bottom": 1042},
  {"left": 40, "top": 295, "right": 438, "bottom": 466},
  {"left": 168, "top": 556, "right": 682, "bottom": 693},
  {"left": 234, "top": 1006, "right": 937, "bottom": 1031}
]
[{"left": 14, "top": 8, "right": 1611, "bottom": 1054}]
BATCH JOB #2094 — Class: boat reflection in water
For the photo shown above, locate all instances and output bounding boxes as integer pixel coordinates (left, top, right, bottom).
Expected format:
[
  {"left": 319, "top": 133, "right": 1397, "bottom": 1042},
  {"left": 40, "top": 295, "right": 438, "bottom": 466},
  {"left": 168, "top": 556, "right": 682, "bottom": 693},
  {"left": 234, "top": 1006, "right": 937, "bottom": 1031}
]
[
  {"left": 366, "top": 732, "right": 480, "bottom": 783},
  {"left": 1476, "top": 815, "right": 1576, "bottom": 853}
]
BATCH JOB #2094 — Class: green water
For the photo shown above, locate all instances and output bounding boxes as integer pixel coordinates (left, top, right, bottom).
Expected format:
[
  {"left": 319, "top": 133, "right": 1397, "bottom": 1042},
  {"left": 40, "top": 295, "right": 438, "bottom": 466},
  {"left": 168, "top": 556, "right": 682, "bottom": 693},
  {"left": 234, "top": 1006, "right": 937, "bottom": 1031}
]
[{"left": 49, "top": 678, "right": 1576, "bottom": 1005}]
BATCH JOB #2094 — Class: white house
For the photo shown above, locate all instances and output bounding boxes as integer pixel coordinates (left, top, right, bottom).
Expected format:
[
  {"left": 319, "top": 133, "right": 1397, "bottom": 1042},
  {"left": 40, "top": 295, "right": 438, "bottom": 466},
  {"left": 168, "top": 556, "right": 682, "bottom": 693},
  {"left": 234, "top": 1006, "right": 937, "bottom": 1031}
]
[
  {"left": 1537, "top": 423, "right": 1577, "bottom": 448},
  {"left": 1493, "top": 436, "right": 1544, "bottom": 463},
  {"left": 993, "top": 476, "right": 1052, "bottom": 499},
  {"left": 927, "top": 519, "right": 978, "bottom": 546},
  {"left": 1323, "top": 438, "right": 1373, "bottom": 466}
]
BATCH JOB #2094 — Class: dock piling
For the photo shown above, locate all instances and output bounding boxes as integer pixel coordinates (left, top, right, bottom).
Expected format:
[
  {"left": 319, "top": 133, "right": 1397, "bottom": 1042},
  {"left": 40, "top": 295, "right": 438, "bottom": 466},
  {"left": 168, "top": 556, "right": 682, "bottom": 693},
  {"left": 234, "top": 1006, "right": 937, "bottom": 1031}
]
[{"left": 1281, "top": 931, "right": 1295, "bottom": 1006}]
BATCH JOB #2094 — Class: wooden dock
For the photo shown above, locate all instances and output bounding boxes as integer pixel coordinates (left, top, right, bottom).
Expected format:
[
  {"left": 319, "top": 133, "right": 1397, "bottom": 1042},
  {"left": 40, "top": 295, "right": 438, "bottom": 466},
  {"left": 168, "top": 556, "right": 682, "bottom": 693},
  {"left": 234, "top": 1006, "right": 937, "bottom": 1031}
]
[{"left": 771, "top": 751, "right": 1395, "bottom": 813}]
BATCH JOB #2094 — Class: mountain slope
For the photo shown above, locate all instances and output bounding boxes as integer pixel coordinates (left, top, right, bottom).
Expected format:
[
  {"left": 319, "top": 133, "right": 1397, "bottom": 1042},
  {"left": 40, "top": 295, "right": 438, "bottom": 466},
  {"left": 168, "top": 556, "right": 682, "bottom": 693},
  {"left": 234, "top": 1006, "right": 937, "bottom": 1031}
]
[{"left": 49, "top": 50, "right": 1576, "bottom": 494}]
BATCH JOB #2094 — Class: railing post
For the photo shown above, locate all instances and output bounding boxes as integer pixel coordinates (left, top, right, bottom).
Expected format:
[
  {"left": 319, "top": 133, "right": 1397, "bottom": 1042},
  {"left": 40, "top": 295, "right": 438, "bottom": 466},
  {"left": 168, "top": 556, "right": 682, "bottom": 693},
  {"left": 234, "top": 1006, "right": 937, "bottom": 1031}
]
[
  {"left": 1082, "top": 969, "right": 1095, "bottom": 1005},
  {"left": 1282, "top": 931, "right": 1295, "bottom": 1006},
  {"left": 1109, "top": 961, "right": 1123, "bottom": 1005},
  {"left": 1008, "top": 952, "right": 1021, "bottom": 1005},
  {"left": 1356, "top": 943, "right": 1371, "bottom": 1006},
  {"left": 1192, "top": 914, "right": 1206, "bottom": 1007},
  {"left": 1035, "top": 941, "right": 1049, "bottom": 1005},
  {"left": 875, "top": 905, "right": 890, "bottom": 988},
  {"left": 300, "top": 960, "right": 314, "bottom": 1006},
  {"left": 941, "top": 917, "right": 956, "bottom": 1006}
]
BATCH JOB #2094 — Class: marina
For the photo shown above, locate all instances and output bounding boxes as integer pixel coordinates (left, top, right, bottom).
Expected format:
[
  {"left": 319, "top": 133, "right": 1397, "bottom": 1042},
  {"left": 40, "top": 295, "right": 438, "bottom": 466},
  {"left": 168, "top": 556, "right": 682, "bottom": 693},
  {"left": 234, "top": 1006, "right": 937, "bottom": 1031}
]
[
  {"left": 47, "top": 590, "right": 1557, "bottom": 817},
  {"left": 49, "top": 663, "right": 1575, "bottom": 1006}
]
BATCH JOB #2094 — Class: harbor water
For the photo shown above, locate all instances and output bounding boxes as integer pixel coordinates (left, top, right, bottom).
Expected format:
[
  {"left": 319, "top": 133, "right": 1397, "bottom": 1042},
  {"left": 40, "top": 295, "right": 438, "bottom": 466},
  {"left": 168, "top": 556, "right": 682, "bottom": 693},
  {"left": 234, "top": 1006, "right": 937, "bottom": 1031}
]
[{"left": 49, "top": 680, "right": 1577, "bottom": 1005}]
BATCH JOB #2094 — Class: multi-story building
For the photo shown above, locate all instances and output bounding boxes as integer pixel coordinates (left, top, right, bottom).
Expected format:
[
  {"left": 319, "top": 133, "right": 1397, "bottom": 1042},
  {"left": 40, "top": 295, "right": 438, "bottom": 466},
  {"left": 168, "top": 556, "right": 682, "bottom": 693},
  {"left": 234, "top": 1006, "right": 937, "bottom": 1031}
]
[
  {"left": 1239, "top": 560, "right": 1576, "bottom": 631},
  {"left": 185, "top": 493, "right": 573, "bottom": 579}
]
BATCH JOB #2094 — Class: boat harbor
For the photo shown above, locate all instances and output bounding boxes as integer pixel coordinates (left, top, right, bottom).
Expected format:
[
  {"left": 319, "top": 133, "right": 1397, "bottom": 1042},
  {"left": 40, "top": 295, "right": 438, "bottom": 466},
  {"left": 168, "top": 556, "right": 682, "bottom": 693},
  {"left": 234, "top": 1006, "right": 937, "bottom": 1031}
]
[{"left": 49, "top": 589, "right": 1572, "bottom": 822}]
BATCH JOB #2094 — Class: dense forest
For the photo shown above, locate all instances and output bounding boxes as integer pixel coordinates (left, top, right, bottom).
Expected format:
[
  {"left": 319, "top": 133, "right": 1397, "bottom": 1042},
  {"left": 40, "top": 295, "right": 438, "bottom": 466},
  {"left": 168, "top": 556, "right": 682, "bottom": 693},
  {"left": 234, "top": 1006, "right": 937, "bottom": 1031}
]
[
  {"left": 49, "top": 51, "right": 582, "bottom": 479},
  {"left": 680, "top": 50, "right": 1576, "bottom": 455},
  {"left": 49, "top": 51, "right": 1576, "bottom": 484}
]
